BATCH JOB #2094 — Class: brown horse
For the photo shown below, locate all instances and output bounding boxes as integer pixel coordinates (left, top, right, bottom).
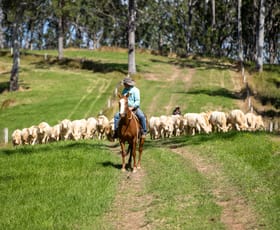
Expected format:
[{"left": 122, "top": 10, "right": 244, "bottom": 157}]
[{"left": 117, "top": 93, "right": 145, "bottom": 172}]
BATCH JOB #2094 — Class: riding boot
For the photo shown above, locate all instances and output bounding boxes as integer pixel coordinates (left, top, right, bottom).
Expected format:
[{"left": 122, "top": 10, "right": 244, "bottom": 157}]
[
  {"left": 139, "top": 121, "right": 147, "bottom": 138},
  {"left": 113, "top": 130, "right": 118, "bottom": 139},
  {"left": 140, "top": 129, "right": 146, "bottom": 138}
]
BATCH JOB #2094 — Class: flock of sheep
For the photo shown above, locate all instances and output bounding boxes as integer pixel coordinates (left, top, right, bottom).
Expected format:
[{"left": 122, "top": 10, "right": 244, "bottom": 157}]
[
  {"left": 11, "top": 115, "right": 114, "bottom": 146},
  {"left": 149, "top": 109, "right": 265, "bottom": 139},
  {"left": 11, "top": 109, "right": 265, "bottom": 146}
]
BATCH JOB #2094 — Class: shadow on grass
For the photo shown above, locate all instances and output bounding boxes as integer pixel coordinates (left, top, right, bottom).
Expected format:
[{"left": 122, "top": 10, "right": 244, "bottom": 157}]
[
  {"left": 0, "top": 81, "right": 9, "bottom": 94},
  {"left": 100, "top": 161, "right": 122, "bottom": 170},
  {"left": 0, "top": 140, "right": 126, "bottom": 170},
  {"left": 143, "top": 131, "right": 245, "bottom": 150},
  {"left": 32, "top": 56, "right": 128, "bottom": 74},
  {"left": 185, "top": 87, "right": 246, "bottom": 100},
  {"left": 150, "top": 57, "right": 238, "bottom": 71},
  {"left": 2, "top": 132, "right": 273, "bottom": 162},
  {"left": 0, "top": 141, "right": 108, "bottom": 155}
]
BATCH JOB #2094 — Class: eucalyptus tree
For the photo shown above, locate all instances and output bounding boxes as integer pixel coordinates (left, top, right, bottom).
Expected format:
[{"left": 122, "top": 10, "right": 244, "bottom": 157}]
[
  {"left": 21, "top": 1, "right": 51, "bottom": 50},
  {"left": 241, "top": 0, "right": 257, "bottom": 61},
  {"left": 256, "top": 0, "right": 265, "bottom": 72},
  {"left": 238, "top": 0, "right": 244, "bottom": 66},
  {"left": 128, "top": 0, "right": 137, "bottom": 74},
  {"left": 0, "top": 0, "right": 4, "bottom": 48},
  {"left": 9, "top": 1, "right": 25, "bottom": 91},
  {"left": 168, "top": 0, "right": 191, "bottom": 56},
  {"left": 48, "top": 0, "right": 80, "bottom": 59},
  {"left": 265, "top": 0, "right": 279, "bottom": 64},
  {"left": 136, "top": 0, "right": 169, "bottom": 52},
  {"left": 76, "top": 0, "right": 127, "bottom": 48},
  {"left": 2, "top": 0, "right": 48, "bottom": 91},
  {"left": 2, "top": 0, "right": 30, "bottom": 91}
]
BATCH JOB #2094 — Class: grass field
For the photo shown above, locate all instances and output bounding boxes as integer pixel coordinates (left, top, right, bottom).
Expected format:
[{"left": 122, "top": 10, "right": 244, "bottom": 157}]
[{"left": 0, "top": 48, "right": 279, "bottom": 229}]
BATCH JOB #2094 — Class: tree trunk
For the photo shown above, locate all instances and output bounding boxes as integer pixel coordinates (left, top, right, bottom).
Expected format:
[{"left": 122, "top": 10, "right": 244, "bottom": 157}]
[
  {"left": 9, "top": 6, "right": 25, "bottom": 92},
  {"left": 202, "top": 0, "right": 209, "bottom": 54},
  {"left": 238, "top": 0, "right": 244, "bottom": 64},
  {"left": 256, "top": 0, "right": 265, "bottom": 72},
  {"left": 268, "top": 32, "right": 277, "bottom": 64},
  {"left": 58, "top": 0, "right": 64, "bottom": 60},
  {"left": 186, "top": 0, "right": 193, "bottom": 54},
  {"left": 267, "top": 1, "right": 277, "bottom": 64},
  {"left": 58, "top": 16, "right": 64, "bottom": 60},
  {"left": 211, "top": 0, "right": 215, "bottom": 28},
  {"left": 0, "top": 4, "right": 4, "bottom": 49},
  {"left": 128, "top": 0, "right": 136, "bottom": 75}
]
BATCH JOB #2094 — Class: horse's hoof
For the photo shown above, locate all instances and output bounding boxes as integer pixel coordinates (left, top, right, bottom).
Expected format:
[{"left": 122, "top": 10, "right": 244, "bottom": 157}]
[
  {"left": 137, "top": 166, "right": 141, "bottom": 169},
  {"left": 133, "top": 168, "right": 137, "bottom": 173},
  {"left": 121, "top": 168, "right": 126, "bottom": 172}
]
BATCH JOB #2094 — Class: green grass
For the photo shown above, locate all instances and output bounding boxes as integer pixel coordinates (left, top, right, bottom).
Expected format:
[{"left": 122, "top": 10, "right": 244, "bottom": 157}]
[
  {"left": 143, "top": 146, "right": 224, "bottom": 229},
  {"left": 0, "top": 140, "right": 120, "bottom": 229},
  {"left": 187, "top": 69, "right": 238, "bottom": 112},
  {"left": 0, "top": 61, "right": 122, "bottom": 141},
  {"left": 165, "top": 132, "right": 280, "bottom": 229},
  {"left": 0, "top": 49, "right": 279, "bottom": 229}
]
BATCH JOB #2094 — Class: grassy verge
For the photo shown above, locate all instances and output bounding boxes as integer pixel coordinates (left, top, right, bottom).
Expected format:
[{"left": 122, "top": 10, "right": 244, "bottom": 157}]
[
  {"left": 162, "top": 132, "right": 280, "bottom": 229},
  {"left": 1, "top": 133, "right": 279, "bottom": 229},
  {"left": 0, "top": 140, "right": 120, "bottom": 229}
]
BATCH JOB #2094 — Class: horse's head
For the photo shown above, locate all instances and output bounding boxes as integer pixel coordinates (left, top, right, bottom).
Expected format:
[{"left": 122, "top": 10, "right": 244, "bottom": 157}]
[{"left": 119, "top": 93, "right": 130, "bottom": 118}]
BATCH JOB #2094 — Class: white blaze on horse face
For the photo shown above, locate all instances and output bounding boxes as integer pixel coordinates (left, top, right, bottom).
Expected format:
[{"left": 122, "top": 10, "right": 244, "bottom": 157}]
[{"left": 119, "top": 98, "right": 126, "bottom": 115}]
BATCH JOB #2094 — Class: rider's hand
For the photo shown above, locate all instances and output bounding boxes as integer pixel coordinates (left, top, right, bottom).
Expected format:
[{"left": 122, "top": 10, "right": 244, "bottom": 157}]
[{"left": 128, "top": 107, "right": 134, "bottom": 111}]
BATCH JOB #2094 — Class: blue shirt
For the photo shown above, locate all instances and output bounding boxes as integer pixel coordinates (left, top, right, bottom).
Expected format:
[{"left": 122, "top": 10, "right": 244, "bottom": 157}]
[{"left": 122, "top": 86, "right": 140, "bottom": 108}]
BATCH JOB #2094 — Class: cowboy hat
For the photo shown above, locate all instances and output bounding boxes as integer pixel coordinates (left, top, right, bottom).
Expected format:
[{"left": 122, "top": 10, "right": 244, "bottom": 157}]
[{"left": 122, "top": 77, "right": 135, "bottom": 86}]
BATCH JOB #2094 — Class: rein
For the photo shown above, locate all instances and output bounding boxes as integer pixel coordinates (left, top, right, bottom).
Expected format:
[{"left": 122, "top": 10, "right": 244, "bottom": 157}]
[{"left": 127, "top": 111, "right": 133, "bottom": 120}]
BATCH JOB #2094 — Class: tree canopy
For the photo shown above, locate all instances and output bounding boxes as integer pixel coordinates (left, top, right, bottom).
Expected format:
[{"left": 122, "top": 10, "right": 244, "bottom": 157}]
[{"left": 0, "top": 0, "right": 279, "bottom": 63}]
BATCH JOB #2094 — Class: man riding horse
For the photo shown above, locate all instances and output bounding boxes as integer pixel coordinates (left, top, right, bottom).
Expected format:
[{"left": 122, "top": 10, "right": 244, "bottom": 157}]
[{"left": 113, "top": 77, "right": 147, "bottom": 139}]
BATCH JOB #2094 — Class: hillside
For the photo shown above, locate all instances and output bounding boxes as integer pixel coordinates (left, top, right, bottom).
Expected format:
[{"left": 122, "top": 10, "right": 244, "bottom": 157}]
[
  {"left": 0, "top": 49, "right": 279, "bottom": 229},
  {"left": 0, "top": 49, "right": 280, "bottom": 142}
]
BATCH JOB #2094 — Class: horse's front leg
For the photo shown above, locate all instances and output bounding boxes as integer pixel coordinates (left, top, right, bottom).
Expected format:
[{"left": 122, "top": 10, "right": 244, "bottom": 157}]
[
  {"left": 127, "top": 145, "right": 132, "bottom": 170},
  {"left": 120, "top": 142, "right": 126, "bottom": 172},
  {"left": 132, "top": 141, "right": 137, "bottom": 173},
  {"left": 137, "top": 137, "right": 145, "bottom": 169}
]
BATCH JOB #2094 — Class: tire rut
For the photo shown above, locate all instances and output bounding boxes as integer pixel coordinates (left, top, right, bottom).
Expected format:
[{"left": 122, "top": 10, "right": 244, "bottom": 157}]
[
  {"left": 171, "top": 147, "right": 258, "bottom": 230},
  {"left": 105, "top": 147, "right": 152, "bottom": 230}
]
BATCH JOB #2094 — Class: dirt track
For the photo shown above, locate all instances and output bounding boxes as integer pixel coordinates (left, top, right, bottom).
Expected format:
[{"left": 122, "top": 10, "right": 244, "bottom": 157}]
[{"left": 105, "top": 66, "right": 258, "bottom": 229}]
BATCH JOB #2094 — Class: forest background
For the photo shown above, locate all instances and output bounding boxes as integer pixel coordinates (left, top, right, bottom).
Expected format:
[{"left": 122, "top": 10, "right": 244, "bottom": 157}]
[{"left": 0, "top": 0, "right": 279, "bottom": 71}]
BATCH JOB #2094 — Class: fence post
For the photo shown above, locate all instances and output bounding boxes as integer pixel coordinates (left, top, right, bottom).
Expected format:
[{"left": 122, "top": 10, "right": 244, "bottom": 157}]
[
  {"left": 274, "top": 121, "right": 278, "bottom": 132},
  {"left": 269, "top": 121, "right": 273, "bottom": 132},
  {"left": 242, "top": 66, "right": 246, "bottom": 83},
  {"left": 4, "top": 128, "right": 8, "bottom": 144},
  {"left": 248, "top": 97, "right": 251, "bottom": 109},
  {"left": 108, "top": 98, "right": 111, "bottom": 108}
]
